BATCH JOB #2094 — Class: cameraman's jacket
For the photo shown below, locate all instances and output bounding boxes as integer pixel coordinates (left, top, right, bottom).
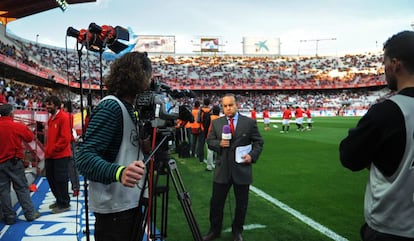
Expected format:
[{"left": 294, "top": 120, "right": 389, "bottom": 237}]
[{"left": 88, "top": 95, "right": 146, "bottom": 214}]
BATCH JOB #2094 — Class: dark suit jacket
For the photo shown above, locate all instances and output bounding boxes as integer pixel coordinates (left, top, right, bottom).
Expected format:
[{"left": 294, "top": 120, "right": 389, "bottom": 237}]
[{"left": 207, "top": 113, "right": 264, "bottom": 185}]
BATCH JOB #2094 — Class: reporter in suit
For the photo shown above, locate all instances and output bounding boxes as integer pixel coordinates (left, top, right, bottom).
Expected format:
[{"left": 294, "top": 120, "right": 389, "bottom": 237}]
[{"left": 204, "top": 93, "right": 264, "bottom": 241}]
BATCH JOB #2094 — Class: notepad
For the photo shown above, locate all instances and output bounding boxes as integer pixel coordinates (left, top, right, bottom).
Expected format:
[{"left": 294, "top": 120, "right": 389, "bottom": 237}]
[{"left": 235, "top": 144, "right": 252, "bottom": 163}]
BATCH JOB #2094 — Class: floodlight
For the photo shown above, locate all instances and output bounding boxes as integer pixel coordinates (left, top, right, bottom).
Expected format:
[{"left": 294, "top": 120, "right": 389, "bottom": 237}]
[{"left": 56, "top": 0, "right": 68, "bottom": 12}]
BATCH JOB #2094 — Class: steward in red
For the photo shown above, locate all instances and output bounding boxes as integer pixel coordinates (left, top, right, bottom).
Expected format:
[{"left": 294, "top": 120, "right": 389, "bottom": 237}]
[
  {"left": 44, "top": 96, "right": 71, "bottom": 214},
  {"left": 0, "top": 106, "right": 34, "bottom": 163},
  {"left": 0, "top": 104, "right": 40, "bottom": 224}
]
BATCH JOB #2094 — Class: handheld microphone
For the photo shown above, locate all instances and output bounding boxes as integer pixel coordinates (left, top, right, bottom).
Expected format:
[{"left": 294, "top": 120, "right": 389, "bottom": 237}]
[{"left": 222, "top": 125, "right": 232, "bottom": 140}]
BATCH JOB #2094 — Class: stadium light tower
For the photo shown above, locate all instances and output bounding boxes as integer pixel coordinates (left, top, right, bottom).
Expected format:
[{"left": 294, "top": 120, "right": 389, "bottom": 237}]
[{"left": 300, "top": 38, "right": 336, "bottom": 56}]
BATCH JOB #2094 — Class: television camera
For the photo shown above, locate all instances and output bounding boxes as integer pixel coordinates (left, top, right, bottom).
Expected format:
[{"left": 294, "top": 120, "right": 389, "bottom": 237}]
[
  {"left": 135, "top": 79, "right": 195, "bottom": 128},
  {"left": 133, "top": 79, "right": 203, "bottom": 241},
  {"left": 135, "top": 78, "right": 195, "bottom": 162}
]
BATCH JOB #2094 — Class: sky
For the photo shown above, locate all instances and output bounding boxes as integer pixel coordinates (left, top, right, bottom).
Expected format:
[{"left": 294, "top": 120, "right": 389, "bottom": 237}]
[{"left": 5, "top": 0, "right": 414, "bottom": 56}]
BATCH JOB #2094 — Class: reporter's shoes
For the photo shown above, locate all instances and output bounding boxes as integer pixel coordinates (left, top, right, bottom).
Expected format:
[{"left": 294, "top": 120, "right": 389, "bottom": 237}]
[
  {"left": 202, "top": 232, "right": 220, "bottom": 241},
  {"left": 233, "top": 233, "right": 243, "bottom": 241}
]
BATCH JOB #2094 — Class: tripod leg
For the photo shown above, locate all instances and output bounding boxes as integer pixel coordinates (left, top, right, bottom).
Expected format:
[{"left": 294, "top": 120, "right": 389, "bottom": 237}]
[{"left": 168, "top": 159, "right": 203, "bottom": 241}]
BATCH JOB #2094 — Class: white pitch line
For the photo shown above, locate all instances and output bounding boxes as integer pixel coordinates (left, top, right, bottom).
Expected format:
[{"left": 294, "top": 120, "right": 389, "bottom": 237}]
[{"left": 250, "top": 185, "right": 349, "bottom": 241}]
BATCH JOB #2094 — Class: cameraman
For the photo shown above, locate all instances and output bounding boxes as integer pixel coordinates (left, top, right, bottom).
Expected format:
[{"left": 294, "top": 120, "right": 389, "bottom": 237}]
[
  {"left": 340, "top": 31, "right": 414, "bottom": 241},
  {"left": 76, "top": 52, "right": 152, "bottom": 241}
]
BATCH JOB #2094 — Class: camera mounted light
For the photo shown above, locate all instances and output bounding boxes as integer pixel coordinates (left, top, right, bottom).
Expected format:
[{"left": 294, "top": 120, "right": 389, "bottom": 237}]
[
  {"left": 67, "top": 27, "right": 101, "bottom": 52},
  {"left": 89, "top": 23, "right": 129, "bottom": 54},
  {"left": 66, "top": 27, "right": 80, "bottom": 39},
  {"left": 88, "top": 22, "right": 130, "bottom": 54}
]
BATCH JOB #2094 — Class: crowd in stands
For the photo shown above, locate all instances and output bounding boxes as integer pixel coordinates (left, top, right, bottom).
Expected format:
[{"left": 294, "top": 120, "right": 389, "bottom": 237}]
[
  {"left": 0, "top": 34, "right": 392, "bottom": 114},
  {"left": 1, "top": 75, "right": 389, "bottom": 116},
  {"left": 151, "top": 54, "right": 384, "bottom": 88},
  {"left": 6, "top": 35, "right": 386, "bottom": 90},
  {"left": 0, "top": 80, "right": 63, "bottom": 111},
  {"left": 0, "top": 39, "right": 42, "bottom": 70}
]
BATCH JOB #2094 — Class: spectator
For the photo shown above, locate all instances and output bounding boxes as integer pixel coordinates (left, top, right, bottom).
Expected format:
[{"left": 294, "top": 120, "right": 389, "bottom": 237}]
[{"left": 0, "top": 89, "right": 6, "bottom": 104}]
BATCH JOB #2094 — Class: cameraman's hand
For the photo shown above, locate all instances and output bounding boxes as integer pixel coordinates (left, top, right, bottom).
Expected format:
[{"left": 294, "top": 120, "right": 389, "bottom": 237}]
[{"left": 121, "top": 161, "right": 145, "bottom": 188}]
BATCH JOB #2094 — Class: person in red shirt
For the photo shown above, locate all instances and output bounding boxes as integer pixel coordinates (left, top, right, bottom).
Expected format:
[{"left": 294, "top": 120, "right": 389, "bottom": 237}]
[
  {"left": 0, "top": 104, "right": 40, "bottom": 224},
  {"left": 280, "top": 106, "right": 292, "bottom": 133},
  {"left": 263, "top": 108, "right": 270, "bottom": 131},
  {"left": 250, "top": 107, "right": 257, "bottom": 121},
  {"left": 0, "top": 89, "right": 7, "bottom": 104},
  {"left": 44, "top": 96, "right": 72, "bottom": 214},
  {"left": 295, "top": 106, "right": 304, "bottom": 131},
  {"left": 304, "top": 107, "right": 312, "bottom": 130}
]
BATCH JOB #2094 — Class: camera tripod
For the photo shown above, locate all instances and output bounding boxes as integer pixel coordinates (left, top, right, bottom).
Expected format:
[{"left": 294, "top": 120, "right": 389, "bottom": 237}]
[{"left": 132, "top": 134, "right": 203, "bottom": 241}]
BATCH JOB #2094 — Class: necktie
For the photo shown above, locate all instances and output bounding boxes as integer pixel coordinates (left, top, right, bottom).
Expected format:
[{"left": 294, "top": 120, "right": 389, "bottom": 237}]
[{"left": 229, "top": 117, "right": 235, "bottom": 135}]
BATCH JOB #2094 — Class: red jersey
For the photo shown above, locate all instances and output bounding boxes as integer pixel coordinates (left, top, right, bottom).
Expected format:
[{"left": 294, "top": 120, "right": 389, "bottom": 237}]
[
  {"left": 0, "top": 93, "right": 6, "bottom": 104},
  {"left": 0, "top": 116, "right": 34, "bottom": 163},
  {"left": 295, "top": 108, "right": 303, "bottom": 118},
  {"left": 251, "top": 110, "right": 257, "bottom": 119},
  {"left": 305, "top": 109, "right": 311, "bottom": 118},
  {"left": 263, "top": 110, "right": 269, "bottom": 118},
  {"left": 282, "top": 109, "right": 292, "bottom": 119},
  {"left": 45, "top": 110, "right": 72, "bottom": 159}
]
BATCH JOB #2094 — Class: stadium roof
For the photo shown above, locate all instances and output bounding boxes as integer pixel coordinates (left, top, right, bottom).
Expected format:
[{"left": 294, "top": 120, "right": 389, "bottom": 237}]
[{"left": 0, "top": 0, "right": 96, "bottom": 25}]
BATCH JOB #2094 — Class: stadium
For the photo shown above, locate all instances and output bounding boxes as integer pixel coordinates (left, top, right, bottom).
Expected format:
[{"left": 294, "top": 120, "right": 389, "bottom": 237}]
[{"left": 0, "top": 1, "right": 413, "bottom": 241}]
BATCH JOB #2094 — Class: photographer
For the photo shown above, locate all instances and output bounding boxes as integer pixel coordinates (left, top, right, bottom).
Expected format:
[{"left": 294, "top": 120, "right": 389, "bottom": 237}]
[{"left": 76, "top": 52, "right": 152, "bottom": 241}]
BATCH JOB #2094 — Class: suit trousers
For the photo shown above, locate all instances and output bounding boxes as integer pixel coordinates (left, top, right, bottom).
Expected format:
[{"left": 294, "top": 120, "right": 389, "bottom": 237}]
[{"left": 209, "top": 181, "right": 249, "bottom": 235}]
